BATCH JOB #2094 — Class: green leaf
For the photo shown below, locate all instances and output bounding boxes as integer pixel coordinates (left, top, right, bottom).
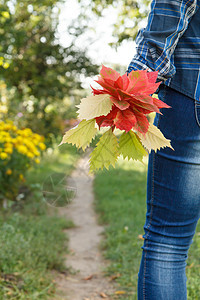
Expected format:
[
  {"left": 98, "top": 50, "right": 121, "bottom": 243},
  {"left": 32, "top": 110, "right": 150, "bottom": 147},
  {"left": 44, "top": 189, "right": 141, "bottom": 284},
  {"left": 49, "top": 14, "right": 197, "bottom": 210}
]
[
  {"left": 89, "top": 128, "right": 119, "bottom": 172},
  {"left": 76, "top": 94, "right": 113, "bottom": 120},
  {"left": 119, "top": 130, "right": 147, "bottom": 161},
  {"left": 59, "top": 119, "right": 97, "bottom": 151}
]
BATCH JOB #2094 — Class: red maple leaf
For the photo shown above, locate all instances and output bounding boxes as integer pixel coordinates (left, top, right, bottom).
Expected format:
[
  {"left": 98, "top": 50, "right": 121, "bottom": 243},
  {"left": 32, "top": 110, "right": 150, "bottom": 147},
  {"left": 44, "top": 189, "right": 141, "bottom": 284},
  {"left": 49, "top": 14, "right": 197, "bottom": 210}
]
[{"left": 94, "top": 65, "right": 170, "bottom": 134}]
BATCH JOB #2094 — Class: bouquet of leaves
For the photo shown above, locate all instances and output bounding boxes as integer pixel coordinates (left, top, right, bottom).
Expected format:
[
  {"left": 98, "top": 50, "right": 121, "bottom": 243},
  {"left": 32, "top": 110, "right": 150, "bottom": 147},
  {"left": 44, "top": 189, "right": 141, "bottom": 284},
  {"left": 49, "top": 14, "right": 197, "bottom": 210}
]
[{"left": 60, "top": 65, "right": 173, "bottom": 172}]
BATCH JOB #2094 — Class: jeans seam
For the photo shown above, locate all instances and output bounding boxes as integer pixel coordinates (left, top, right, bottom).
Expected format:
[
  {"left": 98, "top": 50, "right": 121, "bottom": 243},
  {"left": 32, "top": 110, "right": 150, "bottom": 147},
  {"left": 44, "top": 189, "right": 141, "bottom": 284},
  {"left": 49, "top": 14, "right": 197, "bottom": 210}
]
[
  {"left": 143, "top": 152, "right": 155, "bottom": 300},
  {"left": 142, "top": 107, "right": 163, "bottom": 300},
  {"left": 143, "top": 85, "right": 166, "bottom": 299},
  {"left": 194, "top": 99, "right": 200, "bottom": 128}
]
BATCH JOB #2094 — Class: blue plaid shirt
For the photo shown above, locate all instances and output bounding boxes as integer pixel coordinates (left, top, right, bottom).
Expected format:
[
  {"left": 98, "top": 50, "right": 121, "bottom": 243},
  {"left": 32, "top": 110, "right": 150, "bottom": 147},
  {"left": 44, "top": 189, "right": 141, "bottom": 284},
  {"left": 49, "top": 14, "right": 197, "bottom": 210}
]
[{"left": 127, "top": 0, "right": 200, "bottom": 102}]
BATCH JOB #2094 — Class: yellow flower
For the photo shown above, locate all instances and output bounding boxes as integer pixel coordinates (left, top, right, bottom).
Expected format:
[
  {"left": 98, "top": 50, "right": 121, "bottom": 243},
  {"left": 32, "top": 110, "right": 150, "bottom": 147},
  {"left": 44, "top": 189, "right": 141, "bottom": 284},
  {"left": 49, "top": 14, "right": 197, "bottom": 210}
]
[
  {"left": 26, "top": 152, "right": 34, "bottom": 158},
  {"left": 4, "top": 142, "right": 12, "bottom": 148},
  {"left": 6, "top": 169, "right": 12, "bottom": 175},
  {"left": 12, "top": 138, "right": 17, "bottom": 145},
  {"left": 0, "top": 152, "right": 8, "bottom": 160},
  {"left": 1, "top": 131, "right": 9, "bottom": 136},
  {"left": 39, "top": 143, "right": 46, "bottom": 151},
  {"left": 33, "top": 139, "right": 39, "bottom": 145},
  {"left": 16, "top": 136, "right": 23, "bottom": 143},
  {"left": 17, "top": 145, "right": 28, "bottom": 155},
  {"left": 33, "top": 133, "right": 42, "bottom": 142},
  {"left": 24, "top": 140, "right": 35, "bottom": 151},
  {"left": 19, "top": 174, "right": 24, "bottom": 181},
  {"left": 3, "top": 124, "right": 12, "bottom": 130},
  {"left": 4, "top": 147, "right": 13, "bottom": 154},
  {"left": 4, "top": 137, "right": 12, "bottom": 143},
  {"left": 22, "top": 128, "right": 32, "bottom": 137},
  {"left": 12, "top": 125, "right": 17, "bottom": 131},
  {"left": 35, "top": 158, "right": 40, "bottom": 164},
  {"left": 16, "top": 129, "right": 23, "bottom": 135},
  {"left": 0, "top": 122, "right": 45, "bottom": 164},
  {"left": 34, "top": 149, "right": 40, "bottom": 156}
]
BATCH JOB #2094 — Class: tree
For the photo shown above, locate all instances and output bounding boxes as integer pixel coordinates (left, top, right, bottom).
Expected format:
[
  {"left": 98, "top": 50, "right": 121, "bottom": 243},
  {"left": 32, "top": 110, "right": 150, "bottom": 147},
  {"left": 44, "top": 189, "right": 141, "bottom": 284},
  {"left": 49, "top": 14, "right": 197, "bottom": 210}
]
[
  {"left": 0, "top": 0, "right": 98, "bottom": 141},
  {"left": 78, "top": 0, "right": 150, "bottom": 45}
]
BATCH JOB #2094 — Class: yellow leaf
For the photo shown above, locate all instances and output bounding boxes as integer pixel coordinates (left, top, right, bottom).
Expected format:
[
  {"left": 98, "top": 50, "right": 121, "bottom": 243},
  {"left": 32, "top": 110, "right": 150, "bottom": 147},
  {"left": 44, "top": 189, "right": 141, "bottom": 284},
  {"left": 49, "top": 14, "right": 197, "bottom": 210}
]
[
  {"left": 77, "top": 94, "right": 113, "bottom": 120},
  {"left": 59, "top": 119, "right": 97, "bottom": 151},
  {"left": 114, "top": 290, "right": 127, "bottom": 295},
  {"left": 89, "top": 128, "right": 119, "bottom": 172},
  {"left": 137, "top": 123, "right": 174, "bottom": 152}
]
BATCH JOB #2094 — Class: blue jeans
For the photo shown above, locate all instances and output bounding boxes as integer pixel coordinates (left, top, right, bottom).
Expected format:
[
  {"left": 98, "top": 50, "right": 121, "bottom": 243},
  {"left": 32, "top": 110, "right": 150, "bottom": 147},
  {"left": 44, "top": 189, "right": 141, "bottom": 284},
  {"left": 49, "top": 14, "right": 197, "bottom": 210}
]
[{"left": 138, "top": 85, "right": 200, "bottom": 300}]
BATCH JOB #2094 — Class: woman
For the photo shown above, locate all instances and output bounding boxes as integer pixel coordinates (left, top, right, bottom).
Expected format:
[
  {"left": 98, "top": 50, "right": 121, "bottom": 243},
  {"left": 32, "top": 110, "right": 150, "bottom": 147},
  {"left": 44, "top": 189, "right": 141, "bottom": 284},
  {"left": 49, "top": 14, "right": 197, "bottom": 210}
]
[{"left": 127, "top": 0, "right": 200, "bottom": 299}]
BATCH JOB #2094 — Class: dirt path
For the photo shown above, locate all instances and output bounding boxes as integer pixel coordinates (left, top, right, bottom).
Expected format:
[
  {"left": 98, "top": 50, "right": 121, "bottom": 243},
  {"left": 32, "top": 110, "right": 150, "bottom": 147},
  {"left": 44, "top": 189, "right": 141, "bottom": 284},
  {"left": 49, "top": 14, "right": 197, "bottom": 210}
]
[{"left": 55, "top": 155, "right": 117, "bottom": 300}]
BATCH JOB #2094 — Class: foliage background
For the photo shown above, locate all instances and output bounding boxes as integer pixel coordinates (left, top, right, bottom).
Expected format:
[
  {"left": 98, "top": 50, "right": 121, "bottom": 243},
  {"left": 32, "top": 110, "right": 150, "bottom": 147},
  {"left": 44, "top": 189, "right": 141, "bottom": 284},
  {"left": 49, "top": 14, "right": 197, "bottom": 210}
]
[{"left": 0, "top": 0, "right": 99, "bottom": 143}]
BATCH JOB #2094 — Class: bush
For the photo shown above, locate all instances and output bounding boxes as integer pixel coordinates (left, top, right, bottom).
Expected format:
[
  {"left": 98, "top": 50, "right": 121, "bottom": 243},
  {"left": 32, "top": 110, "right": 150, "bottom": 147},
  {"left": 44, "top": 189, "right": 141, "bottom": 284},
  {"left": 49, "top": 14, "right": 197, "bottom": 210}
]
[{"left": 0, "top": 120, "right": 46, "bottom": 203}]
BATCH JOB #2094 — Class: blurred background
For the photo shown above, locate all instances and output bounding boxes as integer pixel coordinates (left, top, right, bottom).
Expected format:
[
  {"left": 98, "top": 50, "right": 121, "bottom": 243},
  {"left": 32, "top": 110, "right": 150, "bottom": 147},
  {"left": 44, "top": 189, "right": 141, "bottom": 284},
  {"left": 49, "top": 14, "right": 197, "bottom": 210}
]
[
  {"left": 0, "top": 1, "right": 199, "bottom": 299},
  {"left": 0, "top": 0, "right": 150, "bottom": 145}
]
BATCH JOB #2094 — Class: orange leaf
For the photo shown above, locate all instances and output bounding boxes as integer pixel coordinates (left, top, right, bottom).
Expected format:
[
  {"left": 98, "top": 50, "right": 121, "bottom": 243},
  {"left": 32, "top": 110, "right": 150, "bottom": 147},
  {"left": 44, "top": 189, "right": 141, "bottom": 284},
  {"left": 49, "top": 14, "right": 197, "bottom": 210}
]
[
  {"left": 84, "top": 274, "right": 95, "bottom": 280},
  {"left": 100, "top": 292, "right": 108, "bottom": 298},
  {"left": 138, "top": 234, "right": 144, "bottom": 240},
  {"left": 109, "top": 273, "right": 121, "bottom": 281}
]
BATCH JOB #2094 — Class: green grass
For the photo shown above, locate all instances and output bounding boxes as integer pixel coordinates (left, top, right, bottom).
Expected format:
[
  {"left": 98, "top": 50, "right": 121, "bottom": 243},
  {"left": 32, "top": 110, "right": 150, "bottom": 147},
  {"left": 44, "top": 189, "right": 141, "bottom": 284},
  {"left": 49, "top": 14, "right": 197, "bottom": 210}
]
[
  {"left": 93, "top": 157, "right": 200, "bottom": 300},
  {"left": 0, "top": 144, "right": 81, "bottom": 299}
]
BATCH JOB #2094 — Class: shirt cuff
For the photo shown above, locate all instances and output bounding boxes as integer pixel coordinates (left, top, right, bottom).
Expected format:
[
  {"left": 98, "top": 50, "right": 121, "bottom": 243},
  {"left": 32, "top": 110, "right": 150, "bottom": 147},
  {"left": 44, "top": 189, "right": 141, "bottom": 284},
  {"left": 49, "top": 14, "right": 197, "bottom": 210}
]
[{"left": 127, "top": 57, "right": 167, "bottom": 82}]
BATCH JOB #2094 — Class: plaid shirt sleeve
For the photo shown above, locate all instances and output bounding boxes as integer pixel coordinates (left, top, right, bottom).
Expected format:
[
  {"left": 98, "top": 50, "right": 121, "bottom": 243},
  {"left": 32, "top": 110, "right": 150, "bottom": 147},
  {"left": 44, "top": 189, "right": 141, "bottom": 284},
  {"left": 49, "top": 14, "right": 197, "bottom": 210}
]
[{"left": 127, "top": 0, "right": 199, "bottom": 81}]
